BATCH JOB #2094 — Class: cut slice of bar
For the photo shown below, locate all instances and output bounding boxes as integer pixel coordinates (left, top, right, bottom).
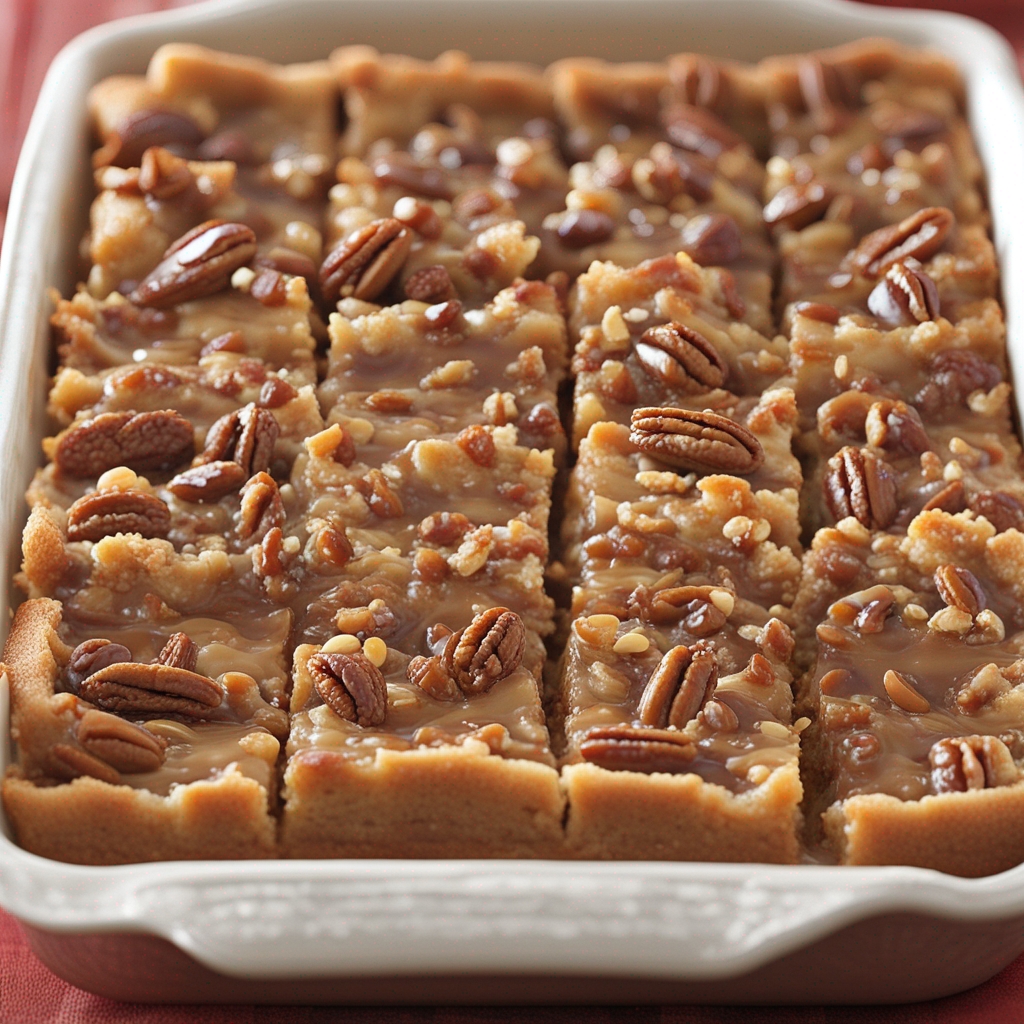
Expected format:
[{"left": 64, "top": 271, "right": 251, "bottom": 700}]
[
  {"left": 556, "top": 609, "right": 802, "bottom": 861},
  {"left": 569, "top": 255, "right": 789, "bottom": 442},
  {"left": 798, "top": 509, "right": 1024, "bottom": 876},
  {"left": 1, "top": 582, "right": 288, "bottom": 864},
  {"left": 319, "top": 279, "right": 567, "bottom": 456},
  {"left": 282, "top": 601, "right": 565, "bottom": 858}
]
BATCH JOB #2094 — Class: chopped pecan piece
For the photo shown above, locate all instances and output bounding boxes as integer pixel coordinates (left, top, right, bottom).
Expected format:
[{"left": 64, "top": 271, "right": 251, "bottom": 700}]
[
  {"left": 131, "top": 220, "right": 258, "bottom": 307},
  {"left": 968, "top": 491, "right": 1024, "bottom": 533},
  {"left": 319, "top": 218, "right": 413, "bottom": 305},
  {"left": 138, "top": 146, "right": 193, "bottom": 200},
  {"left": 864, "top": 399, "right": 930, "bottom": 456},
  {"left": 630, "top": 407, "right": 764, "bottom": 474},
  {"left": 237, "top": 472, "right": 285, "bottom": 540},
  {"left": 356, "top": 469, "right": 404, "bottom": 519},
  {"left": 847, "top": 207, "right": 954, "bottom": 279},
  {"left": 54, "top": 410, "right": 194, "bottom": 478},
  {"left": 442, "top": 607, "right": 526, "bottom": 695},
  {"left": 556, "top": 209, "right": 615, "bottom": 249},
  {"left": 680, "top": 213, "right": 742, "bottom": 266},
  {"left": 883, "top": 669, "right": 931, "bottom": 714},
  {"left": 79, "top": 661, "right": 223, "bottom": 717},
  {"left": 314, "top": 522, "right": 354, "bottom": 569},
  {"left": 455, "top": 425, "right": 497, "bottom": 467},
  {"left": 419, "top": 512, "right": 472, "bottom": 546},
  {"left": 407, "top": 655, "right": 460, "bottom": 701},
  {"left": 66, "top": 488, "right": 171, "bottom": 542},
  {"left": 866, "top": 261, "right": 940, "bottom": 325},
  {"left": 77, "top": 709, "right": 166, "bottom": 773},
  {"left": 930, "top": 735, "right": 1019, "bottom": 793},
  {"left": 662, "top": 103, "right": 745, "bottom": 159},
  {"left": 579, "top": 724, "right": 697, "bottom": 774},
  {"left": 308, "top": 651, "right": 387, "bottom": 726},
  {"left": 934, "top": 565, "right": 986, "bottom": 616},
  {"left": 763, "top": 181, "right": 833, "bottom": 230},
  {"left": 915, "top": 350, "right": 1002, "bottom": 416},
  {"left": 923, "top": 479, "right": 967, "bottom": 514},
  {"left": 627, "top": 584, "right": 728, "bottom": 633},
  {"left": 66, "top": 639, "right": 133, "bottom": 692},
  {"left": 156, "top": 632, "right": 199, "bottom": 672},
  {"left": 823, "top": 446, "right": 897, "bottom": 529},
  {"left": 634, "top": 322, "right": 726, "bottom": 392},
  {"left": 258, "top": 377, "right": 298, "bottom": 410},
  {"left": 637, "top": 644, "right": 718, "bottom": 729}
]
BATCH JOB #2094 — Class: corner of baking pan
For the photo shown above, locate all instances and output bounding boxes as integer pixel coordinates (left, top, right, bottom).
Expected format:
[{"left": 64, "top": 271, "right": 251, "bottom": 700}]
[{"left": 3, "top": 0, "right": 1024, "bottom": 986}]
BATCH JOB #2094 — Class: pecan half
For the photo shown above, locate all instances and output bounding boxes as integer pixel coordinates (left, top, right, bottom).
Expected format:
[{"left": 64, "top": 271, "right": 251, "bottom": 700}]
[
  {"left": 680, "top": 213, "right": 742, "bottom": 266},
  {"left": 131, "top": 220, "right": 257, "bottom": 307},
  {"left": 934, "top": 565, "right": 986, "bottom": 616},
  {"left": 442, "top": 607, "right": 526, "bottom": 695},
  {"left": 763, "top": 181, "right": 833, "bottom": 231},
  {"left": 319, "top": 218, "right": 413, "bottom": 305},
  {"left": 66, "top": 488, "right": 171, "bottom": 542},
  {"left": 199, "top": 404, "right": 279, "bottom": 476},
  {"left": 847, "top": 207, "right": 954, "bottom": 279},
  {"left": 866, "top": 261, "right": 940, "bottom": 325},
  {"left": 915, "top": 350, "right": 1002, "bottom": 416},
  {"left": 54, "top": 410, "right": 194, "bottom": 478},
  {"left": 66, "top": 639, "right": 133, "bottom": 692},
  {"left": 104, "top": 109, "right": 205, "bottom": 169},
  {"left": 930, "top": 735, "right": 1018, "bottom": 793},
  {"left": 51, "top": 743, "right": 121, "bottom": 785},
  {"left": 237, "top": 471, "right": 285, "bottom": 540},
  {"left": 662, "top": 103, "right": 745, "bottom": 159},
  {"left": 634, "top": 322, "right": 726, "bottom": 392},
  {"left": 167, "top": 461, "right": 248, "bottom": 503},
  {"left": 138, "top": 146, "right": 193, "bottom": 200},
  {"left": 637, "top": 644, "right": 718, "bottom": 729},
  {"left": 407, "top": 655, "right": 460, "bottom": 702},
  {"left": 373, "top": 152, "right": 454, "bottom": 200},
  {"left": 556, "top": 209, "right": 616, "bottom": 249},
  {"left": 922, "top": 479, "right": 967, "bottom": 514},
  {"left": 823, "top": 446, "right": 898, "bottom": 529},
  {"left": 630, "top": 407, "right": 764, "bottom": 474},
  {"left": 77, "top": 709, "right": 166, "bottom": 773},
  {"left": 157, "top": 632, "right": 199, "bottom": 672},
  {"left": 579, "top": 724, "right": 697, "bottom": 774},
  {"left": 79, "top": 661, "right": 222, "bottom": 717},
  {"left": 308, "top": 651, "right": 387, "bottom": 726}
]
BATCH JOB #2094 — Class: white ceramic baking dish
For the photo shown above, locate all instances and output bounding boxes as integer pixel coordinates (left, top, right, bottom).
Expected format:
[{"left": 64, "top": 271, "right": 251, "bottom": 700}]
[{"left": 3, "top": 0, "right": 1024, "bottom": 1005}]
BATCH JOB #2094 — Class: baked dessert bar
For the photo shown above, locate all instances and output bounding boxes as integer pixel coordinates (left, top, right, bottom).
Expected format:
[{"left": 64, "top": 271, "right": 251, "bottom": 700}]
[{"left": 796, "top": 510, "right": 1024, "bottom": 876}]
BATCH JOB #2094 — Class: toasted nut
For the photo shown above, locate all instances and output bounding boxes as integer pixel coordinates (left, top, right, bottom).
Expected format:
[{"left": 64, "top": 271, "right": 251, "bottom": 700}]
[
  {"left": 319, "top": 218, "right": 413, "bottom": 305},
  {"left": 321, "top": 634, "right": 361, "bottom": 655},
  {"left": 634, "top": 322, "right": 726, "bottom": 393},
  {"left": 637, "top": 643, "right": 718, "bottom": 729},
  {"left": 763, "top": 181, "right": 833, "bottom": 230},
  {"left": 579, "top": 724, "right": 697, "bottom": 773},
  {"left": 131, "top": 220, "right": 258, "bottom": 307},
  {"left": 630, "top": 407, "right": 763, "bottom": 474},
  {"left": 883, "top": 669, "right": 931, "bottom": 714},
  {"left": 934, "top": 564, "right": 986, "bottom": 617},
  {"left": 167, "top": 460, "right": 247, "bottom": 503},
  {"left": 442, "top": 608, "right": 526, "bottom": 695},
  {"left": 930, "top": 735, "right": 1018, "bottom": 793},
  {"left": 156, "top": 632, "right": 199, "bottom": 672},
  {"left": 54, "top": 410, "right": 194, "bottom": 478},
  {"left": 363, "top": 636, "right": 388, "bottom": 667},
  {"left": 700, "top": 698, "right": 739, "bottom": 732},
  {"left": 823, "top": 446, "right": 898, "bottom": 529},
  {"left": 613, "top": 632, "right": 651, "bottom": 655},
  {"left": 236, "top": 472, "right": 285, "bottom": 540},
  {"left": 77, "top": 709, "right": 166, "bottom": 774},
  {"left": 847, "top": 207, "right": 954, "bottom": 279},
  {"left": 101, "top": 109, "right": 204, "bottom": 169},
  {"left": 66, "top": 488, "right": 170, "bottom": 542},
  {"left": 404, "top": 265, "right": 456, "bottom": 303},
  {"left": 680, "top": 212, "right": 743, "bottom": 266},
  {"left": 308, "top": 651, "right": 387, "bottom": 726},
  {"left": 198, "top": 404, "right": 279, "bottom": 477},
  {"left": 66, "top": 639, "right": 133, "bottom": 692},
  {"left": 867, "top": 261, "right": 940, "bottom": 325},
  {"left": 406, "top": 655, "right": 460, "bottom": 701},
  {"left": 80, "top": 661, "right": 223, "bottom": 718}
]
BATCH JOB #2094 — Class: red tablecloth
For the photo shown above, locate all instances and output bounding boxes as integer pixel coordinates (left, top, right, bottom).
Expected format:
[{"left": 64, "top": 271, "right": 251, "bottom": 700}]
[{"left": 3, "top": 0, "right": 1024, "bottom": 1018}]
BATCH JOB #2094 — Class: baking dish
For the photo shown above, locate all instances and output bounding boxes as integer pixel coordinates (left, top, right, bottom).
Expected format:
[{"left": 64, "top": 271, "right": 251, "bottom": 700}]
[{"left": 3, "top": 0, "right": 1024, "bottom": 1004}]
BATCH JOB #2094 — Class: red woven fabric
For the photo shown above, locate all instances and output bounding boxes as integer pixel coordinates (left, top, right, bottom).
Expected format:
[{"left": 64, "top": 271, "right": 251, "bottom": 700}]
[{"left": 2, "top": 0, "right": 1024, "bottom": 1018}]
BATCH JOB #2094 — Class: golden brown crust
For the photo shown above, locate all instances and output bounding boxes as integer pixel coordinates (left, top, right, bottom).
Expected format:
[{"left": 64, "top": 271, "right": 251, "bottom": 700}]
[
  {"left": 281, "top": 743, "right": 565, "bottom": 858},
  {"left": 563, "top": 762, "right": 802, "bottom": 862},
  {"left": 824, "top": 785, "right": 1024, "bottom": 877}
]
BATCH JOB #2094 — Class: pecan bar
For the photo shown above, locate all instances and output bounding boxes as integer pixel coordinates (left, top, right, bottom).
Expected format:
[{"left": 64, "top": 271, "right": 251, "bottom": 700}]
[
  {"left": 798, "top": 510, "right": 1024, "bottom": 875},
  {"left": 1, "top": 593, "right": 286, "bottom": 864},
  {"left": 555, "top": 610, "right": 802, "bottom": 861},
  {"left": 281, "top": 603, "right": 564, "bottom": 858},
  {"left": 318, "top": 278, "right": 567, "bottom": 456},
  {"left": 569, "top": 254, "right": 788, "bottom": 443}
]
